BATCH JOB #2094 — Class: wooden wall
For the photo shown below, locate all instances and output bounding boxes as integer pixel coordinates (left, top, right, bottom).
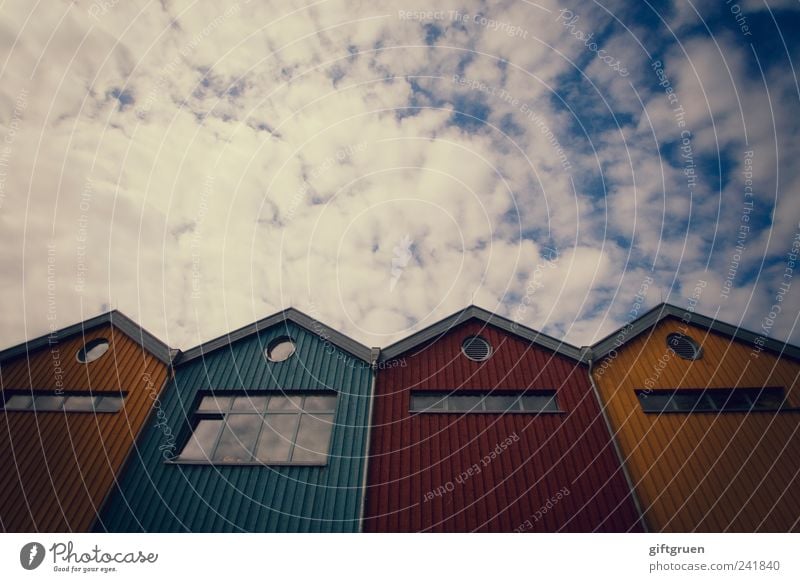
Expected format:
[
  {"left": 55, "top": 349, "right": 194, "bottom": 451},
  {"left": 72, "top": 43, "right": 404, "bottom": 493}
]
[
  {"left": 593, "top": 316, "right": 800, "bottom": 532},
  {"left": 0, "top": 324, "right": 168, "bottom": 532},
  {"left": 365, "top": 319, "right": 643, "bottom": 532}
]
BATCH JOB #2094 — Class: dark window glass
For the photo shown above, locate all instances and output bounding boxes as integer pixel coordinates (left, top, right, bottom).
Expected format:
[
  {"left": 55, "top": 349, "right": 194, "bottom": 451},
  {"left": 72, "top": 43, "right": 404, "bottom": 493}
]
[
  {"left": 639, "top": 388, "right": 789, "bottom": 413},
  {"left": 752, "top": 389, "right": 785, "bottom": 410},
  {"left": 638, "top": 392, "right": 674, "bottom": 413},
  {"left": 670, "top": 392, "right": 703, "bottom": 411}
]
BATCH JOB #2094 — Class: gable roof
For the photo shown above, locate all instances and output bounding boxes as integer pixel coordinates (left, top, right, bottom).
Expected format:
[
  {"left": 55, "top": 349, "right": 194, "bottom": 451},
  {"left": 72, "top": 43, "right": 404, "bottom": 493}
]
[
  {"left": 176, "top": 307, "right": 373, "bottom": 364},
  {"left": 0, "top": 310, "right": 174, "bottom": 365},
  {"left": 379, "top": 305, "right": 585, "bottom": 363},
  {"left": 590, "top": 302, "right": 800, "bottom": 361}
]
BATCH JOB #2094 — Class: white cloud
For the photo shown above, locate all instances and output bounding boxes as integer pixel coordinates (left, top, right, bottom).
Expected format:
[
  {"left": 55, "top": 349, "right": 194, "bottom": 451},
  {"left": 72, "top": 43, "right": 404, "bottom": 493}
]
[{"left": 0, "top": 0, "right": 797, "bottom": 354}]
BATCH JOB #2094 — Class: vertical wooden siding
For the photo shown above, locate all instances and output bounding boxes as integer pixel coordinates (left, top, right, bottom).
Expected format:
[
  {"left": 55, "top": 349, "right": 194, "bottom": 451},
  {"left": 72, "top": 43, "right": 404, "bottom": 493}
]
[
  {"left": 593, "top": 316, "right": 800, "bottom": 532},
  {"left": 0, "top": 324, "right": 168, "bottom": 532},
  {"left": 97, "top": 321, "right": 372, "bottom": 532},
  {"left": 365, "top": 320, "right": 642, "bottom": 532}
]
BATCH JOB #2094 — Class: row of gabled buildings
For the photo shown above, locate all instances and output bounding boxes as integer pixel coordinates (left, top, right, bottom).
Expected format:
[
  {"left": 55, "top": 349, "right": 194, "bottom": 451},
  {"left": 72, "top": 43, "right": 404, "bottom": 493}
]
[{"left": 1, "top": 303, "right": 798, "bottom": 532}]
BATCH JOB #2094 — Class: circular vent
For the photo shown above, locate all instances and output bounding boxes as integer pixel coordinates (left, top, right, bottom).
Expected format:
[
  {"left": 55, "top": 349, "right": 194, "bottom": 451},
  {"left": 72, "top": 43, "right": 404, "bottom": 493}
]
[
  {"left": 462, "top": 336, "right": 492, "bottom": 362},
  {"left": 265, "top": 337, "right": 296, "bottom": 362},
  {"left": 76, "top": 338, "right": 109, "bottom": 363},
  {"left": 666, "top": 333, "right": 702, "bottom": 360}
]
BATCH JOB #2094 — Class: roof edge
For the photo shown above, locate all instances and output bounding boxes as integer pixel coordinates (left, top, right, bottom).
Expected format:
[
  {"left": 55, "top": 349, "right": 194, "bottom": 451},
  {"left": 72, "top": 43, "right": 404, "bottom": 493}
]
[
  {"left": 589, "top": 302, "right": 800, "bottom": 362},
  {"left": 0, "top": 310, "right": 174, "bottom": 365},
  {"left": 175, "top": 307, "right": 372, "bottom": 365},
  {"left": 379, "top": 305, "right": 585, "bottom": 362}
]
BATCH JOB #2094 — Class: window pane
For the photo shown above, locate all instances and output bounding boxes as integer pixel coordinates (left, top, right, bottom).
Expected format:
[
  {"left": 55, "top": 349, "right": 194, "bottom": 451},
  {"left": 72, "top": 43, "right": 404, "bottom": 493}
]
[
  {"left": 198, "top": 396, "right": 232, "bottom": 412},
  {"left": 266, "top": 339, "right": 296, "bottom": 362},
  {"left": 213, "top": 415, "right": 261, "bottom": 463},
  {"left": 178, "top": 419, "right": 223, "bottom": 461},
  {"left": 292, "top": 413, "right": 334, "bottom": 463},
  {"left": 637, "top": 392, "right": 673, "bottom": 413},
  {"left": 255, "top": 414, "right": 298, "bottom": 462},
  {"left": 708, "top": 390, "right": 750, "bottom": 411},
  {"left": 411, "top": 395, "right": 445, "bottom": 412},
  {"left": 485, "top": 395, "right": 522, "bottom": 412},
  {"left": 267, "top": 395, "right": 302, "bottom": 411},
  {"left": 752, "top": 389, "right": 785, "bottom": 410},
  {"left": 33, "top": 395, "right": 65, "bottom": 411},
  {"left": 447, "top": 395, "right": 483, "bottom": 412},
  {"left": 670, "top": 392, "right": 703, "bottom": 411},
  {"left": 231, "top": 396, "right": 269, "bottom": 412},
  {"left": 63, "top": 396, "right": 97, "bottom": 412},
  {"left": 304, "top": 395, "right": 337, "bottom": 412},
  {"left": 94, "top": 396, "right": 124, "bottom": 412},
  {"left": 521, "top": 394, "right": 558, "bottom": 412},
  {"left": 4, "top": 395, "right": 33, "bottom": 410}
]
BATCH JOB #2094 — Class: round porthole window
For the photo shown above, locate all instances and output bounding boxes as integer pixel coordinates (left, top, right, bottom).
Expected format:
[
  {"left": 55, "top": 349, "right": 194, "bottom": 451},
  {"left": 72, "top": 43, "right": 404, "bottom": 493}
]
[
  {"left": 461, "top": 336, "right": 492, "bottom": 362},
  {"left": 266, "top": 337, "right": 296, "bottom": 362},
  {"left": 666, "top": 333, "right": 702, "bottom": 360},
  {"left": 76, "top": 338, "right": 110, "bottom": 363}
]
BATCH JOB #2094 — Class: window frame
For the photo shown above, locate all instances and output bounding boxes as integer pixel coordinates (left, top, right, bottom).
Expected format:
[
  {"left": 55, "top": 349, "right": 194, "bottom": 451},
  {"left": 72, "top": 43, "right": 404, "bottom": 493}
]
[
  {"left": 264, "top": 336, "right": 297, "bottom": 363},
  {"left": 665, "top": 333, "right": 703, "bottom": 361},
  {"left": 76, "top": 338, "right": 111, "bottom": 364},
  {"left": 1, "top": 390, "right": 126, "bottom": 413},
  {"left": 636, "top": 387, "right": 795, "bottom": 414},
  {"left": 409, "top": 390, "right": 562, "bottom": 414},
  {"left": 460, "top": 336, "right": 493, "bottom": 362},
  {"left": 171, "top": 391, "right": 339, "bottom": 466}
]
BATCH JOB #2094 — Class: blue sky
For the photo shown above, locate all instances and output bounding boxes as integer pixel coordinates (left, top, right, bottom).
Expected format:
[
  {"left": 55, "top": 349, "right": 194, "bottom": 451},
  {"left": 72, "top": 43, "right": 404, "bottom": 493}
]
[{"left": 0, "top": 0, "right": 798, "bottom": 350}]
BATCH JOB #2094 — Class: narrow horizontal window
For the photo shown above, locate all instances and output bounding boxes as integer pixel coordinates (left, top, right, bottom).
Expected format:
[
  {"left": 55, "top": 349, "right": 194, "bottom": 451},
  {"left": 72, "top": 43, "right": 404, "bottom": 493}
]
[
  {"left": 636, "top": 387, "right": 791, "bottom": 413},
  {"left": 176, "top": 392, "right": 338, "bottom": 465},
  {"left": 410, "top": 391, "right": 559, "bottom": 413},
  {"left": 1, "top": 391, "right": 125, "bottom": 413}
]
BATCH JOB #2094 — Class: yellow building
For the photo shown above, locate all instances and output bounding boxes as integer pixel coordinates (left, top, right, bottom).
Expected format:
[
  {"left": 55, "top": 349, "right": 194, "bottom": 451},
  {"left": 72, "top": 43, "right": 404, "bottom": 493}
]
[
  {"left": 0, "top": 312, "right": 172, "bottom": 532},
  {"left": 589, "top": 303, "right": 800, "bottom": 532}
]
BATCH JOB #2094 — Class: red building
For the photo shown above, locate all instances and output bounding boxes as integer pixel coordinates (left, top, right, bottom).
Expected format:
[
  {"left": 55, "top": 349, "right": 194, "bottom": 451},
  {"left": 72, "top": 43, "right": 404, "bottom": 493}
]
[{"left": 364, "top": 306, "right": 644, "bottom": 532}]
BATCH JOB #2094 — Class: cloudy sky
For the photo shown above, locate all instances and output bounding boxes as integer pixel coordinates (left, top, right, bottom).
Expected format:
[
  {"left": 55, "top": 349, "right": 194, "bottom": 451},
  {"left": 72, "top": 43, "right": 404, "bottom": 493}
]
[{"left": 1, "top": 0, "right": 799, "bottom": 352}]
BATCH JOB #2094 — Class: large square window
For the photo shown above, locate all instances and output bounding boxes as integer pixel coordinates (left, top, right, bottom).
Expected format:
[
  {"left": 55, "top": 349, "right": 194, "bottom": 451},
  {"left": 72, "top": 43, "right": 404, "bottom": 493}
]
[{"left": 177, "top": 392, "right": 337, "bottom": 465}]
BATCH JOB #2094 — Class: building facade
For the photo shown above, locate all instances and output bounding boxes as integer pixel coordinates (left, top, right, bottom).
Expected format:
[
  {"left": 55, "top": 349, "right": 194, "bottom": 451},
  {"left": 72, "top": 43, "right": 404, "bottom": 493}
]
[
  {"left": 97, "top": 309, "right": 374, "bottom": 532},
  {"left": 0, "top": 311, "right": 172, "bottom": 532},
  {"left": 363, "top": 306, "right": 644, "bottom": 532},
  {"left": 590, "top": 304, "right": 800, "bottom": 532}
]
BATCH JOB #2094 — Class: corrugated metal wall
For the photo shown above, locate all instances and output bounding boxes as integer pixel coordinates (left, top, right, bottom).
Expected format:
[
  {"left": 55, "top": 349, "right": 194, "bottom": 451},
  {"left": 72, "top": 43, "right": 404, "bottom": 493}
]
[
  {"left": 0, "top": 324, "right": 168, "bottom": 532},
  {"left": 97, "top": 321, "right": 372, "bottom": 532},
  {"left": 365, "top": 320, "right": 642, "bottom": 532},
  {"left": 593, "top": 316, "right": 800, "bottom": 532}
]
